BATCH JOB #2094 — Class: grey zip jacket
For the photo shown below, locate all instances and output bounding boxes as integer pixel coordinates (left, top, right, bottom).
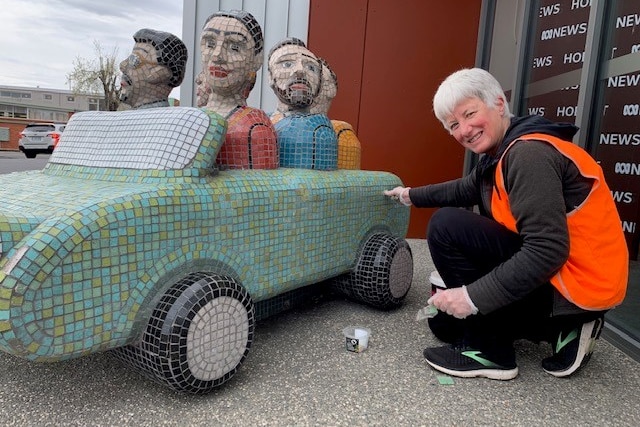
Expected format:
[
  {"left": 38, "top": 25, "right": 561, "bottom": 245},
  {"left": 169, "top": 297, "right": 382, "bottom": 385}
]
[{"left": 409, "top": 115, "right": 593, "bottom": 315}]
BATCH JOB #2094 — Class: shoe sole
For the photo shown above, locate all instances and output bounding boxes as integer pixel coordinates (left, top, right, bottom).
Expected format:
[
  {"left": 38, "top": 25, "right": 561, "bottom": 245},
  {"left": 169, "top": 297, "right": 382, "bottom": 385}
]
[
  {"left": 544, "top": 317, "right": 603, "bottom": 378},
  {"left": 425, "top": 360, "right": 519, "bottom": 381}
]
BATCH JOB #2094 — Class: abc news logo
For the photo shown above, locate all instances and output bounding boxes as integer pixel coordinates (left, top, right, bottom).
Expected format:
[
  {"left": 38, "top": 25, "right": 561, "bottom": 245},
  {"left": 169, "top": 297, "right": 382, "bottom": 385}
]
[
  {"left": 623, "top": 104, "right": 640, "bottom": 115},
  {"left": 614, "top": 163, "right": 640, "bottom": 176}
]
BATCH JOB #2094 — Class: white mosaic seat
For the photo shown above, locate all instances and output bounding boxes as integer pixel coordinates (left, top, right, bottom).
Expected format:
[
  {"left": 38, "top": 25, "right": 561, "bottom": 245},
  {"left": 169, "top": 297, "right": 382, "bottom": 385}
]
[{"left": 49, "top": 107, "right": 222, "bottom": 171}]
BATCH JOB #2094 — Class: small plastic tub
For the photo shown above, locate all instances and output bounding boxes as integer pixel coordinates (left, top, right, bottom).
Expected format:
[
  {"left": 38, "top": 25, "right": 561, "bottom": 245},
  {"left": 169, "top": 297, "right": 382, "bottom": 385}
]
[{"left": 343, "top": 326, "right": 371, "bottom": 353}]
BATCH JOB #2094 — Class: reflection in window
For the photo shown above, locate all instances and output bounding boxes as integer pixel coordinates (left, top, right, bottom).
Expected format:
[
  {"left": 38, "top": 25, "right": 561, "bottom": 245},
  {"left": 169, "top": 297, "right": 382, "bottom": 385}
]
[
  {"left": 521, "top": 0, "right": 591, "bottom": 123},
  {"left": 590, "top": 0, "right": 640, "bottom": 260}
]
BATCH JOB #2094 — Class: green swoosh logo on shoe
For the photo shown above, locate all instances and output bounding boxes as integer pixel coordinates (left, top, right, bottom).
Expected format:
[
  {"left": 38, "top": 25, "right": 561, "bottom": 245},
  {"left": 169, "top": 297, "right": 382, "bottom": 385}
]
[
  {"left": 461, "top": 351, "right": 500, "bottom": 368},
  {"left": 555, "top": 329, "right": 577, "bottom": 353}
]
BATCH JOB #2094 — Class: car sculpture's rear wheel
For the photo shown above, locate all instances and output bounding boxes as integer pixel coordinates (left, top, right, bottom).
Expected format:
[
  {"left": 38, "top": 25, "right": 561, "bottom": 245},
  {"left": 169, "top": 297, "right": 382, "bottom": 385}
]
[
  {"left": 112, "top": 273, "right": 254, "bottom": 394},
  {"left": 333, "top": 233, "right": 414, "bottom": 309}
]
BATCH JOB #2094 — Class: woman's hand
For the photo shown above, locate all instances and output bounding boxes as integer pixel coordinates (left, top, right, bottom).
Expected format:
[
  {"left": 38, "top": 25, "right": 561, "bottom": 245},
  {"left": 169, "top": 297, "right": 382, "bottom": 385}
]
[
  {"left": 427, "top": 286, "right": 478, "bottom": 319},
  {"left": 384, "top": 186, "right": 412, "bottom": 206}
]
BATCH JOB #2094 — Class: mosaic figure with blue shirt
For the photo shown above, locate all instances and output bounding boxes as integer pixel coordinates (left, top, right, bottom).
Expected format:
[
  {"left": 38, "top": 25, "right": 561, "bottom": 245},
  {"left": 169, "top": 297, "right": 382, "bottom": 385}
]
[{"left": 267, "top": 38, "right": 338, "bottom": 170}]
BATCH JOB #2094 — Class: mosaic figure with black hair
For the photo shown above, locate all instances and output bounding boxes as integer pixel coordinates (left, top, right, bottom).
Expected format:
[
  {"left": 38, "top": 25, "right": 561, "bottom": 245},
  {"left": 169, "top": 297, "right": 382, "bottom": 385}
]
[{"left": 120, "top": 28, "right": 188, "bottom": 109}]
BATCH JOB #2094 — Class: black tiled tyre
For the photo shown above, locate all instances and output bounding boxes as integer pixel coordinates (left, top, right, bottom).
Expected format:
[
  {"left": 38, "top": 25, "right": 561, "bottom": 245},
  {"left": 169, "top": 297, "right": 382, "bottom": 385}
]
[
  {"left": 112, "top": 273, "right": 254, "bottom": 394},
  {"left": 333, "top": 233, "right": 413, "bottom": 309}
]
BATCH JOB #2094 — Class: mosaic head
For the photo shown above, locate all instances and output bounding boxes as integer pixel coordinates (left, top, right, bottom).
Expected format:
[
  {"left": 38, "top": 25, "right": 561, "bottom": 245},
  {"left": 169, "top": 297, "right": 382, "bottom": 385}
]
[
  {"left": 201, "top": 10, "right": 264, "bottom": 98},
  {"left": 119, "top": 28, "right": 188, "bottom": 107},
  {"left": 309, "top": 58, "right": 338, "bottom": 115},
  {"left": 268, "top": 38, "right": 322, "bottom": 110}
]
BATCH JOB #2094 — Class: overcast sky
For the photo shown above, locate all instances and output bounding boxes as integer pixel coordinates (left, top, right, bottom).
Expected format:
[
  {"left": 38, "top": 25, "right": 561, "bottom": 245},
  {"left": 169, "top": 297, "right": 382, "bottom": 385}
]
[{"left": 0, "top": 0, "right": 184, "bottom": 98}]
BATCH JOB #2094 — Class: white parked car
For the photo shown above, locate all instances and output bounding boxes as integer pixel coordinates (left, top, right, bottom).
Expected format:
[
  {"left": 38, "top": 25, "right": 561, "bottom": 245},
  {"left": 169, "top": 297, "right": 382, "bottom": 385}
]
[{"left": 18, "top": 122, "right": 66, "bottom": 158}]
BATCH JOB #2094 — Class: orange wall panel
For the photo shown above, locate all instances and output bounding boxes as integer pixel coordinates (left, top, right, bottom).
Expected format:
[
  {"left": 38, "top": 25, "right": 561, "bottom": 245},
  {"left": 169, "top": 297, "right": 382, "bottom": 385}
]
[
  {"left": 308, "top": 0, "right": 481, "bottom": 238},
  {"left": 307, "top": 0, "right": 368, "bottom": 129}
]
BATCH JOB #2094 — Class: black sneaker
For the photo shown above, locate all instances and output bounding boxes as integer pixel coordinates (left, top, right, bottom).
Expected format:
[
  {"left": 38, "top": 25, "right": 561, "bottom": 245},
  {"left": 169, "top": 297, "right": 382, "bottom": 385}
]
[
  {"left": 542, "top": 317, "right": 604, "bottom": 378},
  {"left": 423, "top": 344, "right": 518, "bottom": 380}
]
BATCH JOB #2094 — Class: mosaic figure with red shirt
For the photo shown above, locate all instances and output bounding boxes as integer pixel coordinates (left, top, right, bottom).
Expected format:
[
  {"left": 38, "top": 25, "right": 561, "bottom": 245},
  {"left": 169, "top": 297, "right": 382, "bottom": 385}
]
[{"left": 200, "top": 10, "right": 278, "bottom": 170}]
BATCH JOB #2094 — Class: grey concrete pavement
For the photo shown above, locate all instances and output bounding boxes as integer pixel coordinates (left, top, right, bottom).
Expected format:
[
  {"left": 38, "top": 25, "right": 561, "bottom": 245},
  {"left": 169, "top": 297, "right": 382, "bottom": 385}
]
[
  {"left": 0, "top": 151, "right": 49, "bottom": 173},
  {"left": 0, "top": 239, "right": 637, "bottom": 426}
]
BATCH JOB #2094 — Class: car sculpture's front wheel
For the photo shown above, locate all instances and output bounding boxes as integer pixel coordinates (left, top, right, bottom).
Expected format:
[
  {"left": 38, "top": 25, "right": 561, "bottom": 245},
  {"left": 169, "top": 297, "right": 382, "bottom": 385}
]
[
  {"left": 333, "top": 233, "right": 414, "bottom": 309},
  {"left": 112, "top": 273, "right": 254, "bottom": 394}
]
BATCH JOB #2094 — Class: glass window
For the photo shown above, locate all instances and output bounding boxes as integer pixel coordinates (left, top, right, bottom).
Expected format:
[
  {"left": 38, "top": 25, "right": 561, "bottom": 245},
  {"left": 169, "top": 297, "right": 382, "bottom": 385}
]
[
  {"left": 88, "top": 97, "right": 100, "bottom": 111},
  {"left": 588, "top": 0, "right": 640, "bottom": 343},
  {"left": 519, "top": 0, "right": 591, "bottom": 122},
  {"left": 14, "top": 106, "right": 27, "bottom": 118},
  {"left": 491, "top": 0, "right": 640, "bottom": 359},
  {"left": 54, "top": 112, "right": 68, "bottom": 122}
]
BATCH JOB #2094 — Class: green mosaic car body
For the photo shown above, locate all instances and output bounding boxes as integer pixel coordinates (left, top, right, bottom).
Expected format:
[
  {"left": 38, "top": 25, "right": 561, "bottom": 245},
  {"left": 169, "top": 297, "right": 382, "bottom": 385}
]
[{"left": 0, "top": 107, "right": 412, "bottom": 393}]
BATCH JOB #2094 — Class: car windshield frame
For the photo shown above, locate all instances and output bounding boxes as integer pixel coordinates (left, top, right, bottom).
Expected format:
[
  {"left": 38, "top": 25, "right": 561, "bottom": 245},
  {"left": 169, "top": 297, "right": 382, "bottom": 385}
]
[{"left": 24, "top": 124, "right": 57, "bottom": 132}]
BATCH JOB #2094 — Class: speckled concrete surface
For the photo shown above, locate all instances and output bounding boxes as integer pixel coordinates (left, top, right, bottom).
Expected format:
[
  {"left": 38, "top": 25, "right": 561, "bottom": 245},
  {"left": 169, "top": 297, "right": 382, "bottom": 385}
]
[{"left": 0, "top": 239, "right": 637, "bottom": 426}]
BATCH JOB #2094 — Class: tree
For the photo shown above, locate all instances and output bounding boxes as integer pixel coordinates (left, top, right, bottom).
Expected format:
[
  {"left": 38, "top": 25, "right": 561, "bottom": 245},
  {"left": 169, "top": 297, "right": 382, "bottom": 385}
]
[{"left": 66, "top": 41, "right": 121, "bottom": 111}]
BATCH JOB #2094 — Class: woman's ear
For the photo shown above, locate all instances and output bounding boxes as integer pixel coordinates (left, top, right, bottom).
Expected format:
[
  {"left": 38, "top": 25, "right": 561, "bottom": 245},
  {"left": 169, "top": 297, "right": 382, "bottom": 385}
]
[{"left": 496, "top": 96, "right": 506, "bottom": 116}]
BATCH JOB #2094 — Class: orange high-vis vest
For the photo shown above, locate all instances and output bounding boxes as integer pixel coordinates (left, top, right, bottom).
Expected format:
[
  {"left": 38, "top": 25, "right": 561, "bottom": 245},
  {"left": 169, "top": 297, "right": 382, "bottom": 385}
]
[{"left": 491, "top": 133, "right": 628, "bottom": 310}]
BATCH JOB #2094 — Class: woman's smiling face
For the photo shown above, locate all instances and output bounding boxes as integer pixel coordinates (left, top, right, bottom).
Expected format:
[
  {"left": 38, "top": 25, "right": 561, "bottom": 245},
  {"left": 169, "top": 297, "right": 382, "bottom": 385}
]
[{"left": 445, "top": 96, "right": 508, "bottom": 156}]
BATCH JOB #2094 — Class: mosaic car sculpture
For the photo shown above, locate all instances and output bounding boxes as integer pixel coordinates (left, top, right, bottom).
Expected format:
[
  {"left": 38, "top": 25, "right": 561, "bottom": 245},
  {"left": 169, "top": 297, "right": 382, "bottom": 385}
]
[{"left": 0, "top": 107, "right": 412, "bottom": 394}]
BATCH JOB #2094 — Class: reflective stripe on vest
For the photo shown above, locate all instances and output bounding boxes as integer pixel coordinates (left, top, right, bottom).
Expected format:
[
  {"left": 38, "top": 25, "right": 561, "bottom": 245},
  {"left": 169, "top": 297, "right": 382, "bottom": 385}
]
[{"left": 490, "top": 133, "right": 628, "bottom": 310}]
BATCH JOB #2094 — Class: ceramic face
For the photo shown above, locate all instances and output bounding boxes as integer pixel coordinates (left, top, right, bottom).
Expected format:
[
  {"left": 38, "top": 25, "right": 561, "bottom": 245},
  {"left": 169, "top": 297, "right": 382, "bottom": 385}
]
[
  {"left": 119, "top": 42, "right": 171, "bottom": 107},
  {"left": 310, "top": 62, "right": 337, "bottom": 114},
  {"left": 201, "top": 16, "right": 257, "bottom": 96},
  {"left": 269, "top": 44, "right": 321, "bottom": 109}
]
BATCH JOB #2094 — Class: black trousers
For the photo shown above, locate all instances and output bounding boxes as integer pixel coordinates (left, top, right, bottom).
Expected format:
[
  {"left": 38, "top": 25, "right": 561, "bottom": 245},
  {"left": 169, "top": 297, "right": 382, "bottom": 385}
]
[{"left": 425, "top": 207, "right": 603, "bottom": 350}]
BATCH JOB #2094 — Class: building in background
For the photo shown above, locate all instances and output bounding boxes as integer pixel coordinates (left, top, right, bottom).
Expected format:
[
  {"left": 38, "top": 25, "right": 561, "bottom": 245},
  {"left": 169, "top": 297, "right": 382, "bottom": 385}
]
[
  {"left": 0, "top": 85, "right": 103, "bottom": 150},
  {"left": 0, "top": 85, "right": 102, "bottom": 120}
]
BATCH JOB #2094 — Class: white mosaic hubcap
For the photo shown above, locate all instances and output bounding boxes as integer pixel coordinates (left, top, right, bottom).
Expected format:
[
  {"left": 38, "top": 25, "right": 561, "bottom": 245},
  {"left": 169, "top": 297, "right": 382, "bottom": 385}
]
[
  {"left": 389, "top": 246, "right": 412, "bottom": 298},
  {"left": 186, "top": 296, "right": 249, "bottom": 381}
]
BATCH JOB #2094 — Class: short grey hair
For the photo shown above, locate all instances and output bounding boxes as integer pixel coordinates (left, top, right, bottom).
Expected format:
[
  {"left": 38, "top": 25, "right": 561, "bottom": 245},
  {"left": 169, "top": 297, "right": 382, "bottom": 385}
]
[{"left": 432, "top": 68, "right": 512, "bottom": 129}]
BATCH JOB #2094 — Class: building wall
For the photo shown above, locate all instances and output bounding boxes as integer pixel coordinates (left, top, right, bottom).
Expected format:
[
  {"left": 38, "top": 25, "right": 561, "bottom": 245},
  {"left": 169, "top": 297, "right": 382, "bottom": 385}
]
[
  {"left": 487, "top": 0, "right": 526, "bottom": 103},
  {"left": 0, "top": 119, "right": 33, "bottom": 151},
  {"left": 181, "top": 0, "right": 311, "bottom": 112},
  {"left": 0, "top": 85, "right": 100, "bottom": 150},
  {"left": 307, "top": 0, "right": 482, "bottom": 238},
  {"left": 0, "top": 86, "right": 98, "bottom": 114}
]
